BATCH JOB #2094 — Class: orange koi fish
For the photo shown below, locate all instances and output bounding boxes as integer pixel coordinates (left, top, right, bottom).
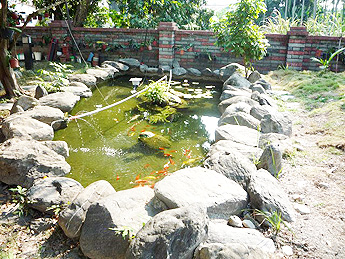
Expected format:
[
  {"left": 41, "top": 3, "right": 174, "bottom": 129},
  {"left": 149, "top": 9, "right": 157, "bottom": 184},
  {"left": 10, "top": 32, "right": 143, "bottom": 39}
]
[
  {"left": 141, "top": 129, "right": 146, "bottom": 132},
  {"left": 163, "top": 153, "right": 172, "bottom": 157},
  {"left": 159, "top": 147, "right": 165, "bottom": 150},
  {"left": 116, "top": 175, "right": 120, "bottom": 181},
  {"left": 169, "top": 158, "right": 175, "bottom": 165},
  {"left": 170, "top": 150, "right": 177, "bottom": 153},
  {"left": 135, "top": 174, "right": 140, "bottom": 180}
]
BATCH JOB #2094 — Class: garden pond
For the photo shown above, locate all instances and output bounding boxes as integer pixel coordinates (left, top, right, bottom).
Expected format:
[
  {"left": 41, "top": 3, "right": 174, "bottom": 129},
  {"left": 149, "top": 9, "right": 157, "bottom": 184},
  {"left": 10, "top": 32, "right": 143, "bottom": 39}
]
[{"left": 54, "top": 77, "right": 221, "bottom": 190}]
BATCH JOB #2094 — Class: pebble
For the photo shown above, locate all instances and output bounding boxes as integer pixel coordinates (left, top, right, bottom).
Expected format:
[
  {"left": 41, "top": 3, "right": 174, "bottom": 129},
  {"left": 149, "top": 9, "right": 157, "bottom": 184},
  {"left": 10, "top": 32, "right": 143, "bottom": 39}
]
[
  {"left": 228, "top": 215, "right": 242, "bottom": 228},
  {"left": 294, "top": 203, "right": 311, "bottom": 215},
  {"left": 282, "top": 245, "right": 293, "bottom": 256},
  {"left": 291, "top": 194, "right": 304, "bottom": 202},
  {"left": 318, "top": 182, "right": 330, "bottom": 189},
  {"left": 242, "top": 219, "right": 256, "bottom": 229}
]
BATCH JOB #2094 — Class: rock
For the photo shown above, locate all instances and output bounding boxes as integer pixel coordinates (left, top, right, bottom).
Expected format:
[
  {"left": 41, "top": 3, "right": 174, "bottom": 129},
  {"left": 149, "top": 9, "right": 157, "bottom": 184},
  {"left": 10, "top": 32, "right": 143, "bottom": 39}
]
[
  {"left": 282, "top": 245, "right": 293, "bottom": 256},
  {"left": 258, "top": 133, "right": 289, "bottom": 149},
  {"left": 204, "top": 150, "right": 257, "bottom": 190},
  {"left": 256, "top": 78, "right": 272, "bottom": 90},
  {"left": 260, "top": 113, "right": 292, "bottom": 137},
  {"left": 248, "top": 169, "right": 295, "bottom": 222},
  {"left": 317, "top": 182, "right": 330, "bottom": 189},
  {"left": 12, "top": 95, "right": 39, "bottom": 111},
  {"left": 218, "top": 111, "right": 260, "bottom": 130},
  {"left": 220, "top": 89, "right": 251, "bottom": 102},
  {"left": 228, "top": 215, "right": 242, "bottom": 228},
  {"left": 172, "top": 67, "right": 187, "bottom": 76},
  {"left": 27, "top": 177, "right": 83, "bottom": 214},
  {"left": 219, "top": 63, "right": 246, "bottom": 80},
  {"left": 86, "top": 68, "right": 111, "bottom": 81},
  {"left": 138, "top": 131, "right": 171, "bottom": 149},
  {"left": 59, "top": 180, "right": 116, "bottom": 239},
  {"left": 223, "top": 72, "right": 251, "bottom": 89},
  {"left": 215, "top": 125, "right": 260, "bottom": 147},
  {"left": 222, "top": 102, "right": 252, "bottom": 114},
  {"left": 160, "top": 65, "right": 171, "bottom": 72},
  {"left": 250, "top": 104, "right": 276, "bottom": 121},
  {"left": 39, "top": 92, "right": 80, "bottom": 113},
  {"left": 257, "top": 144, "right": 283, "bottom": 177},
  {"left": 34, "top": 85, "right": 48, "bottom": 99},
  {"left": 80, "top": 186, "right": 162, "bottom": 259},
  {"left": 102, "top": 61, "right": 129, "bottom": 71},
  {"left": 24, "top": 105, "right": 65, "bottom": 125},
  {"left": 204, "top": 220, "right": 276, "bottom": 253},
  {"left": 218, "top": 96, "right": 259, "bottom": 114},
  {"left": 172, "top": 60, "right": 180, "bottom": 68},
  {"left": 247, "top": 71, "right": 261, "bottom": 83},
  {"left": 294, "top": 204, "right": 311, "bottom": 215},
  {"left": 201, "top": 68, "right": 214, "bottom": 77},
  {"left": 154, "top": 167, "right": 248, "bottom": 219},
  {"left": 30, "top": 217, "right": 55, "bottom": 233},
  {"left": 10, "top": 104, "right": 24, "bottom": 114},
  {"left": 139, "top": 64, "right": 148, "bottom": 73},
  {"left": 63, "top": 81, "right": 92, "bottom": 98},
  {"left": 68, "top": 74, "right": 97, "bottom": 87},
  {"left": 251, "top": 92, "right": 277, "bottom": 108},
  {"left": 42, "top": 141, "right": 69, "bottom": 158},
  {"left": 99, "top": 63, "right": 118, "bottom": 77},
  {"left": 146, "top": 67, "right": 159, "bottom": 73},
  {"left": 207, "top": 140, "right": 262, "bottom": 163},
  {"left": 250, "top": 84, "right": 266, "bottom": 94},
  {"left": 187, "top": 68, "right": 201, "bottom": 76},
  {"left": 51, "top": 119, "right": 68, "bottom": 131},
  {"left": 127, "top": 207, "right": 208, "bottom": 259},
  {"left": 242, "top": 219, "right": 256, "bottom": 229},
  {"left": 213, "top": 69, "right": 220, "bottom": 77},
  {"left": 0, "top": 139, "right": 71, "bottom": 188},
  {"left": 118, "top": 58, "right": 140, "bottom": 68},
  {"left": 2, "top": 116, "right": 54, "bottom": 141}
]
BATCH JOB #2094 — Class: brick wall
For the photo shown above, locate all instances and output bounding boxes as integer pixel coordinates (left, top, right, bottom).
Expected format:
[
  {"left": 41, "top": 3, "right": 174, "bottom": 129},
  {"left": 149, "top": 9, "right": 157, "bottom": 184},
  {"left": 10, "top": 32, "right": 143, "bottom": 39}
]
[{"left": 20, "top": 22, "right": 345, "bottom": 73}]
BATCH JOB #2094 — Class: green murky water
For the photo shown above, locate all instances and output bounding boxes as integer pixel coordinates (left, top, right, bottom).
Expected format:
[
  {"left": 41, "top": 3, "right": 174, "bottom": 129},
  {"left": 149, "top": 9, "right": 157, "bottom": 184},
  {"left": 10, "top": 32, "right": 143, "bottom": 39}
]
[{"left": 54, "top": 77, "right": 221, "bottom": 190}]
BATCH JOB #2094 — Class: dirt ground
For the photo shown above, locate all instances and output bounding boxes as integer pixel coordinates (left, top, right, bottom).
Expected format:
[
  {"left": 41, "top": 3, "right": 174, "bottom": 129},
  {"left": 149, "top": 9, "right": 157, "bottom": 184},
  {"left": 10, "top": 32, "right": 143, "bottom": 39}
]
[{"left": 0, "top": 89, "right": 344, "bottom": 258}]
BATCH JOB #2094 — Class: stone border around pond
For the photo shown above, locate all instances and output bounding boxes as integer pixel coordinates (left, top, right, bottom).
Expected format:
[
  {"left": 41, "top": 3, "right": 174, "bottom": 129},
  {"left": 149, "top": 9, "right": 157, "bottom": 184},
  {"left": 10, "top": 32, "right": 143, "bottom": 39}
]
[{"left": 0, "top": 59, "right": 297, "bottom": 258}]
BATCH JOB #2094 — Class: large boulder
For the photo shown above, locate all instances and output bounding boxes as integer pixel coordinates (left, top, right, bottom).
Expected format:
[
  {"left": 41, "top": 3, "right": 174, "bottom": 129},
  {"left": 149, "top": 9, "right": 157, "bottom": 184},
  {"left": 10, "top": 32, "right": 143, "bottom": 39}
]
[
  {"left": 154, "top": 167, "right": 248, "bottom": 219},
  {"left": 2, "top": 116, "right": 54, "bottom": 141},
  {"left": 172, "top": 67, "right": 187, "bottom": 76},
  {"left": 255, "top": 78, "right": 272, "bottom": 90},
  {"left": 220, "top": 90, "right": 251, "bottom": 102},
  {"left": 250, "top": 104, "right": 276, "bottom": 121},
  {"left": 11, "top": 95, "right": 39, "bottom": 112},
  {"left": 215, "top": 125, "right": 260, "bottom": 147},
  {"left": 218, "top": 111, "right": 260, "bottom": 130},
  {"left": 86, "top": 68, "right": 112, "bottom": 81},
  {"left": 257, "top": 143, "right": 282, "bottom": 177},
  {"left": 195, "top": 220, "right": 275, "bottom": 258},
  {"left": 219, "top": 63, "right": 245, "bottom": 80},
  {"left": 59, "top": 180, "right": 116, "bottom": 239},
  {"left": 118, "top": 58, "right": 140, "bottom": 68},
  {"left": 251, "top": 92, "right": 277, "bottom": 109},
  {"left": 187, "top": 68, "right": 202, "bottom": 76},
  {"left": 102, "top": 61, "right": 129, "bottom": 71},
  {"left": 260, "top": 113, "right": 292, "bottom": 137},
  {"left": 204, "top": 150, "right": 257, "bottom": 190},
  {"left": 218, "top": 96, "right": 259, "bottom": 114},
  {"left": 41, "top": 141, "right": 69, "bottom": 158},
  {"left": 258, "top": 133, "right": 293, "bottom": 155},
  {"left": 223, "top": 72, "right": 251, "bottom": 89},
  {"left": 62, "top": 81, "right": 92, "bottom": 98},
  {"left": 68, "top": 74, "right": 97, "bottom": 87},
  {"left": 127, "top": 207, "right": 208, "bottom": 259},
  {"left": 100, "top": 64, "right": 119, "bottom": 77},
  {"left": 248, "top": 169, "right": 295, "bottom": 222},
  {"left": 27, "top": 177, "right": 83, "bottom": 214},
  {"left": 250, "top": 84, "right": 266, "bottom": 94},
  {"left": 39, "top": 92, "right": 80, "bottom": 113},
  {"left": 222, "top": 102, "right": 252, "bottom": 115},
  {"left": 34, "top": 85, "right": 48, "bottom": 99},
  {"left": 80, "top": 186, "right": 163, "bottom": 259},
  {"left": 0, "top": 139, "right": 71, "bottom": 187},
  {"left": 247, "top": 70, "right": 261, "bottom": 83},
  {"left": 24, "top": 106, "right": 65, "bottom": 125}
]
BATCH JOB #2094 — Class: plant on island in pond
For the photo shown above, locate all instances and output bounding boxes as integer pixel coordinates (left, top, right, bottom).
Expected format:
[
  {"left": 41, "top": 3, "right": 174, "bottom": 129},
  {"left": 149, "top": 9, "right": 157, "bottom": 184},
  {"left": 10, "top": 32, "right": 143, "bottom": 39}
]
[
  {"left": 8, "top": 185, "right": 32, "bottom": 217},
  {"left": 139, "top": 80, "right": 169, "bottom": 105},
  {"left": 311, "top": 47, "right": 345, "bottom": 70}
]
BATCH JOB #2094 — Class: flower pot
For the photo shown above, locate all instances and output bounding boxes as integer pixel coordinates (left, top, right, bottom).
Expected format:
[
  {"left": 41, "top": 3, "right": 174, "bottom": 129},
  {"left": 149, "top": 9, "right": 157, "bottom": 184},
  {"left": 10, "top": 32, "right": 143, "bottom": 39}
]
[
  {"left": 147, "top": 45, "right": 152, "bottom": 50},
  {"left": 33, "top": 52, "right": 42, "bottom": 61},
  {"left": 180, "top": 50, "right": 185, "bottom": 55},
  {"left": 9, "top": 58, "right": 19, "bottom": 68},
  {"left": 92, "top": 57, "right": 99, "bottom": 67}
]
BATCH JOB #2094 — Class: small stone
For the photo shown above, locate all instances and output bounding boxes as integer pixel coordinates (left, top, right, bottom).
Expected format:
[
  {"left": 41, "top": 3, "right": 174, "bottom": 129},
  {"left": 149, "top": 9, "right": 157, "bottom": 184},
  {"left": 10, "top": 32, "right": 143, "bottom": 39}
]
[
  {"left": 228, "top": 215, "right": 242, "bottom": 228},
  {"left": 282, "top": 245, "right": 293, "bottom": 256},
  {"left": 242, "top": 219, "right": 256, "bottom": 229},
  {"left": 293, "top": 144, "right": 304, "bottom": 151},
  {"left": 318, "top": 182, "right": 330, "bottom": 189},
  {"left": 294, "top": 204, "right": 311, "bottom": 215},
  {"left": 291, "top": 194, "right": 304, "bottom": 202}
]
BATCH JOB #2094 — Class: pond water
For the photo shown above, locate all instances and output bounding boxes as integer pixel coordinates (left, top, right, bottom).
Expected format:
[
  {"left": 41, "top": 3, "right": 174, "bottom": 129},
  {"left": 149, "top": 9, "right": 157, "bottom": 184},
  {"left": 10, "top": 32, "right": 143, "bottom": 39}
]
[{"left": 54, "top": 77, "right": 221, "bottom": 190}]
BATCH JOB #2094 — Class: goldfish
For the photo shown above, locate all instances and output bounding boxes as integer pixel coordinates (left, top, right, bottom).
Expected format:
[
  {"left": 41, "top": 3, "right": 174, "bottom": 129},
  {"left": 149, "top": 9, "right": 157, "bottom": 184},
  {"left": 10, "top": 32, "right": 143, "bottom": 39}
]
[
  {"left": 163, "top": 162, "right": 170, "bottom": 169},
  {"left": 159, "top": 147, "right": 166, "bottom": 150},
  {"left": 135, "top": 174, "right": 140, "bottom": 180},
  {"left": 143, "top": 176, "right": 156, "bottom": 180},
  {"left": 141, "top": 129, "right": 146, "bottom": 132},
  {"left": 163, "top": 153, "right": 172, "bottom": 157},
  {"left": 169, "top": 158, "right": 175, "bottom": 165},
  {"left": 127, "top": 114, "right": 140, "bottom": 124},
  {"left": 135, "top": 179, "right": 148, "bottom": 184},
  {"left": 170, "top": 150, "right": 177, "bottom": 153},
  {"left": 116, "top": 175, "right": 120, "bottom": 181}
]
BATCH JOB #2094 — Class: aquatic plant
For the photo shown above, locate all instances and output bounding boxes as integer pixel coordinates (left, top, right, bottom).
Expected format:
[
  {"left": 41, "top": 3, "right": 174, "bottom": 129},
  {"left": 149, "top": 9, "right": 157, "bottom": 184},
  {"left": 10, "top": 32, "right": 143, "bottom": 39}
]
[{"left": 139, "top": 80, "right": 169, "bottom": 105}]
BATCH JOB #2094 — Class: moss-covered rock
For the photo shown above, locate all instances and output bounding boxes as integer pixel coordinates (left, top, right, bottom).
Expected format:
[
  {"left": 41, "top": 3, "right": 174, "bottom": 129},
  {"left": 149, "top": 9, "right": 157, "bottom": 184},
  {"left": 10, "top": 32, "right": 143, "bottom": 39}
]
[{"left": 138, "top": 131, "right": 172, "bottom": 149}]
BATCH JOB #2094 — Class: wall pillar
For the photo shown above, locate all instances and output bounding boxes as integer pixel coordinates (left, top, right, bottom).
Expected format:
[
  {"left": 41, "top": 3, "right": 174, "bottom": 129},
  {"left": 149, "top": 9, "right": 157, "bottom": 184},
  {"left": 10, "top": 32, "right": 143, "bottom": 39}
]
[
  {"left": 286, "top": 27, "right": 308, "bottom": 70},
  {"left": 158, "top": 22, "right": 178, "bottom": 67}
]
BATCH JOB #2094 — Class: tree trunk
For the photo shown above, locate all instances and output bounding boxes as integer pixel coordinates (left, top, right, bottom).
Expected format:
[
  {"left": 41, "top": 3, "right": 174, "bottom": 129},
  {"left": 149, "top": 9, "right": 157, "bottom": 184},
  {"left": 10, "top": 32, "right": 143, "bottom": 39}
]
[
  {"left": 73, "top": 0, "right": 91, "bottom": 27},
  {"left": 285, "top": 0, "right": 289, "bottom": 19},
  {"left": 301, "top": 0, "right": 305, "bottom": 25},
  {"left": 313, "top": 0, "right": 317, "bottom": 19}
]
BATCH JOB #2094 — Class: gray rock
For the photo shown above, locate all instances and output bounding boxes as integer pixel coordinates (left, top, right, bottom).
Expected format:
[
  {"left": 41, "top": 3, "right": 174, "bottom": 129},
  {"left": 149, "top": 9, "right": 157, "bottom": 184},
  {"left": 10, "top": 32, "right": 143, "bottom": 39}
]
[
  {"left": 201, "top": 68, "right": 214, "bottom": 77},
  {"left": 2, "top": 116, "right": 54, "bottom": 141},
  {"left": 204, "top": 150, "right": 257, "bottom": 190},
  {"left": 258, "top": 133, "right": 289, "bottom": 149},
  {"left": 0, "top": 139, "right": 71, "bottom": 187},
  {"left": 220, "top": 89, "right": 251, "bottom": 102},
  {"left": 223, "top": 72, "right": 251, "bottom": 89},
  {"left": 34, "top": 85, "right": 48, "bottom": 99},
  {"left": 146, "top": 67, "right": 159, "bottom": 73},
  {"left": 59, "top": 180, "right": 116, "bottom": 239},
  {"left": 256, "top": 78, "right": 272, "bottom": 90},
  {"left": 213, "top": 69, "right": 220, "bottom": 77},
  {"left": 86, "top": 68, "right": 111, "bottom": 81},
  {"left": 204, "top": 220, "right": 276, "bottom": 253},
  {"left": 257, "top": 144, "right": 282, "bottom": 177},
  {"left": 118, "top": 58, "right": 140, "bottom": 68},
  {"left": 187, "top": 68, "right": 201, "bottom": 76},
  {"left": 228, "top": 215, "right": 242, "bottom": 228},
  {"left": 51, "top": 119, "right": 68, "bottom": 131},
  {"left": 63, "top": 81, "right": 92, "bottom": 98},
  {"left": 154, "top": 167, "right": 248, "bottom": 219},
  {"left": 282, "top": 245, "right": 293, "bottom": 256},
  {"left": 218, "top": 96, "right": 259, "bottom": 114},
  {"left": 160, "top": 65, "right": 171, "bottom": 72},
  {"left": 10, "top": 104, "right": 24, "bottom": 114},
  {"left": 207, "top": 140, "right": 262, "bottom": 163},
  {"left": 172, "top": 60, "right": 180, "bottom": 68},
  {"left": 215, "top": 125, "right": 260, "bottom": 147},
  {"left": 250, "top": 105, "right": 276, "bottom": 121},
  {"left": 99, "top": 64, "right": 118, "bottom": 77},
  {"left": 39, "top": 92, "right": 80, "bottom": 113},
  {"left": 294, "top": 204, "right": 311, "bottom": 215},
  {"left": 260, "top": 113, "right": 292, "bottom": 137},
  {"left": 248, "top": 169, "right": 295, "bottom": 222},
  {"left": 250, "top": 84, "right": 266, "bottom": 94},
  {"left": 219, "top": 63, "right": 246, "bottom": 81},
  {"left": 12, "top": 95, "right": 39, "bottom": 111},
  {"left": 251, "top": 92, "right": 277, "bottom": 108},
  {"left": 68, "top": 74, "right": 97, "bottom": 87},
  {"left": 247, "top": 71, "right": 261, "bottom": 83},
  {"left": 24, "top": 105, "right": 65, "bottom": 125},
  {"left": 218, "top": 111, "right": 260, "bottom": 130},
  {"left": 242, "top": 219, "right": 256, "bottom": 229},
  {"left": 102, "top": 61, "right": 129, "bottom": 71},
  {"left": 42, "top": 141, "right": 69, "bottom": 158},
  {"left": 222, "top": 102, "right": 252, "bottom": 114},
  {"left": 139, "top": 64, "right": 148, "bottom": 73},
  {"left": 172, "top": 67, "right": 187, "bottom": 76},
  {"left": 80, "top": 186, "right": 162, "bottom": 259},
  {"left": 27, "top": 177, "right": 83, "bottom": 214},
  {"left": 127, "top": 207, "right": 208, "bottom": 259}
]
